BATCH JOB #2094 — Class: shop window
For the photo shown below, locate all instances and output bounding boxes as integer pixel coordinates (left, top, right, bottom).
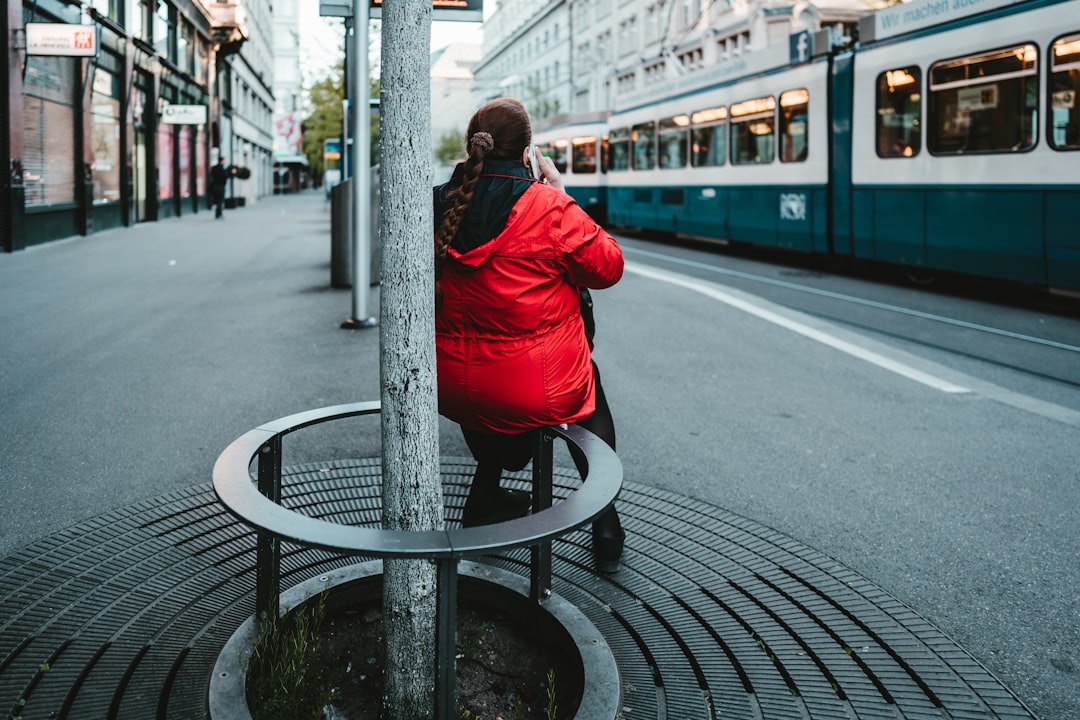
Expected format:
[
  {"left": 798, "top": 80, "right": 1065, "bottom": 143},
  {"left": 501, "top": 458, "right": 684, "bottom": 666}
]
[
  {"left": 23, "top": 55, "right": 78, "bottom": 207},
  {"left": 928, "top": 44, "right": 1038, "bottom": 154},
  {"left": 154, "top": 1, "right": 176, "bottom": 61},
  {"left": 1049, "top": 32, "right": 1080, "bottom": 150},
  {"left": 690, "top": 106, "right": 727, "bottom": 166},
  {"left": 90, "top": 68, "right": 122, "bottom": 204},
  {"left": 178, "top": 21, "right": 194, "bottom": 75}
]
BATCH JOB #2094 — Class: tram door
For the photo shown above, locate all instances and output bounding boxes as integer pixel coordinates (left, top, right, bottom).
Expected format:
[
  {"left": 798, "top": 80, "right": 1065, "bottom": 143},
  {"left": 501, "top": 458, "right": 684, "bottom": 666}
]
[{"left": 828, "top": 52, "right": 855, "bottom": 257}]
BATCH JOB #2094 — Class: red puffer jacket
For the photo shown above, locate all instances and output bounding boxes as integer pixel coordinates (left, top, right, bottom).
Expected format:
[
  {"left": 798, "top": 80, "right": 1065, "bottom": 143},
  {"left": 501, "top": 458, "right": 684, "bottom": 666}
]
[{"left": 435, "top": 180, "right": 623, "bottom": 433}]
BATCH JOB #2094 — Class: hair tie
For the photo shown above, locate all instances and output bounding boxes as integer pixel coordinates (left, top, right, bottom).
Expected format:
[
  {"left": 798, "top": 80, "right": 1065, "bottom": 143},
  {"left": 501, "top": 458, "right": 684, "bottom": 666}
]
[{"left": 468, "top": 132, "right": 494, "bottom": 152}]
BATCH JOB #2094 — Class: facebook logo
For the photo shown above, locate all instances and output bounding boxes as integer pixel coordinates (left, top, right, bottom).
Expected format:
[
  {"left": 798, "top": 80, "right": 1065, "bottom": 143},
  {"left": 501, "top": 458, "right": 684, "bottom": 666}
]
[{"left": 789, "top": 31, "right": 811, "bottom": 64}]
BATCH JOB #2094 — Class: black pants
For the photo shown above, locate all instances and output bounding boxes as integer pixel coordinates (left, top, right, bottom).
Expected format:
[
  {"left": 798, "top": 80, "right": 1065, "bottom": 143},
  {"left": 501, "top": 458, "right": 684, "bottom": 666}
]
[
  {"left": 461, "top": 362, "right": 616, "bottom": 484},
  {"left": 213, "top": 188, "right": 225, "bottom": 218}
]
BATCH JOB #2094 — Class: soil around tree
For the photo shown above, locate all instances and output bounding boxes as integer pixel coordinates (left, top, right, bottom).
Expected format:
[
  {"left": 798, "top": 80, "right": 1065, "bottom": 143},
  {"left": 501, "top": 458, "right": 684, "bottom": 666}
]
[{"left": 314, "top": 599, "right": 584, "bottom": 719}]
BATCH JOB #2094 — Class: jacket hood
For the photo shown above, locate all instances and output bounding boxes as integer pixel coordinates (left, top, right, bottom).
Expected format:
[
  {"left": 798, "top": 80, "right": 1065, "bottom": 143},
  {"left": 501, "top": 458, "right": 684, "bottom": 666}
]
[{"left": 434, "top": 159, "right": 535, "bottom": 257}]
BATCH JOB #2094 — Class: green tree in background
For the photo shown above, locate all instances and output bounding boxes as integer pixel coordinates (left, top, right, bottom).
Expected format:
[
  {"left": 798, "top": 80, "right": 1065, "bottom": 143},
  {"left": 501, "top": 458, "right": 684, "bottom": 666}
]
[
  {"left": 303, "top": 65, "right": 381, "bottom": 177},
  {"left": 525, "top": 81, "right": 561, "bottom": 122},
  {"left": 435, "top": 130, "right": 464, "bottom": 167}
]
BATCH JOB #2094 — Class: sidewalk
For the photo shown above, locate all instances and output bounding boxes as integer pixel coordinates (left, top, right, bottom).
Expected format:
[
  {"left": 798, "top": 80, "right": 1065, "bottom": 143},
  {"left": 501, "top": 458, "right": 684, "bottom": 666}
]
[{"left": 0, "top": 193, "right": 1039, "bottom": 719}]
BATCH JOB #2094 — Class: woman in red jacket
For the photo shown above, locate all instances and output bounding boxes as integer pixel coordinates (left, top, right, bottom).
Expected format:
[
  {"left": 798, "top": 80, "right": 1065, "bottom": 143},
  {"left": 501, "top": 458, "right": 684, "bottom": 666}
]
[{"left": 434, "top": 97, "right": 625, "bottom": 571}]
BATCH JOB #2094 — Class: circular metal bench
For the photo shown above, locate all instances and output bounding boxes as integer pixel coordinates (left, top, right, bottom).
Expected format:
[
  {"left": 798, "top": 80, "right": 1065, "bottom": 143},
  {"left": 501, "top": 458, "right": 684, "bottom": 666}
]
[{"left": 212, "top": 400, "right": 623, "bottom": 719}]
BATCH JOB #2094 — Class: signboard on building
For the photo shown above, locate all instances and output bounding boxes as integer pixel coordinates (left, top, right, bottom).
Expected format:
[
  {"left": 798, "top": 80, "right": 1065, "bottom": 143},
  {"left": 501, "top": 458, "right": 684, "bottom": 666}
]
[
  {"left": 161, "top": 104, "right": 208, "bottom": 125},
  {"left": 25, "top": 23, "right": 99, "bottom": 57},
  {"left": 274, "top": 113, "right": 304, "bottom": 158}
]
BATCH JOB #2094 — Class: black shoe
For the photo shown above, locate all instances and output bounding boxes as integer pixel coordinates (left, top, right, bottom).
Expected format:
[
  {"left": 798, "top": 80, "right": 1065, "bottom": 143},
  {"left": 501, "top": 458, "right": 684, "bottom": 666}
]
[
  {"left": 461, "top": 488, "right": 531, "bottom": 528},
  {"left": 592, "top": 509, "right": 624, "bottom": 573}
]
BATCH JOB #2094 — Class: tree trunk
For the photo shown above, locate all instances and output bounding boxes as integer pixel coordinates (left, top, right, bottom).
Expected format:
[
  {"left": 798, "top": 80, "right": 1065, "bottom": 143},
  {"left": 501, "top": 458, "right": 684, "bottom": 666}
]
[{"left": 378, "top": 0, "right": 440, "bottom": 718}]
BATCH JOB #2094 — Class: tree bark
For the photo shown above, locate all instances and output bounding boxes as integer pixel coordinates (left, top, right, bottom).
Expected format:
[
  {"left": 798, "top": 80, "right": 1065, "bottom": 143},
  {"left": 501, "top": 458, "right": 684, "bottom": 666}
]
[{"left": 378, "top": 0, "right": 440, "bottom": 718}]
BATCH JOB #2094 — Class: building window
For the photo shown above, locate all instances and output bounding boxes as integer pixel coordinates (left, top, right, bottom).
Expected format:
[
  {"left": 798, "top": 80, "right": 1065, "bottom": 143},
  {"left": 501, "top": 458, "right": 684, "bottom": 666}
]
[{"left": 89, "top": 0, "right": 119, "bottom": 21}]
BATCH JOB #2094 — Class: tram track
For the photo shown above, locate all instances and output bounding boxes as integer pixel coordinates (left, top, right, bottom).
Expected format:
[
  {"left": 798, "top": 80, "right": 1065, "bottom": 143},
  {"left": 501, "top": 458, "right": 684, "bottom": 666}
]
[{"left": 622, "top": 242, "right": 1080, "bottom": 389}]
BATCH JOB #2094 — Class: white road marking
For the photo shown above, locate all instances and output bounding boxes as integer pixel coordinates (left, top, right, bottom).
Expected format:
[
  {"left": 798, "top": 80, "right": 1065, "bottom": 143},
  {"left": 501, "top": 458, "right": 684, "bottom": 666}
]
[{"left": 625, "top": 261, "right": 973, "bottom": 393}]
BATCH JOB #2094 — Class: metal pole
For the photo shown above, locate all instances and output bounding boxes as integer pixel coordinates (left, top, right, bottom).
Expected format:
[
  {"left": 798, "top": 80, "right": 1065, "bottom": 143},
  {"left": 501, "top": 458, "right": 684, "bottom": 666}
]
[
  {"left": 256, "top": 439, "right": 282, "bottom": 621},
  {"left": 530, "top": 430, "right": 554, "bottom": 602},
  {"left": 343, "top": 0, "right": 377, "bottom": 329},
  {"left": 434, "top": 558, "right": 459, "bottom": 720}
]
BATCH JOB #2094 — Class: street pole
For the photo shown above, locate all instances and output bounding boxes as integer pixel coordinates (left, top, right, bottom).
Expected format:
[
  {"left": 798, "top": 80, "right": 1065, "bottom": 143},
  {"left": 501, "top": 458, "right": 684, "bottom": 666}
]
[{"left": 342, "top": 0, "right": 377, "bottom": 329}]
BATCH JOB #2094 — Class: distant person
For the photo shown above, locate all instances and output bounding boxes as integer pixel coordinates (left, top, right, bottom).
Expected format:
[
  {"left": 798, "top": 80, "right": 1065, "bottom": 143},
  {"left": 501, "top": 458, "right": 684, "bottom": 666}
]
[
  {"left": 433, "top": 97, "right": 627, "bottom": 572},
  {"left": 210, "top": 157, "right": 230, "bottom": 219}
]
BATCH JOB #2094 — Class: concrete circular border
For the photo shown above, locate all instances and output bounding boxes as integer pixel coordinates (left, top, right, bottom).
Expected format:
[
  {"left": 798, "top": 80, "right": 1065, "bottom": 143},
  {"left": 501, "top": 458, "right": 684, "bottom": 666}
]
[{"left": 209, "top": 560, "right": 621, "bottom": 720}]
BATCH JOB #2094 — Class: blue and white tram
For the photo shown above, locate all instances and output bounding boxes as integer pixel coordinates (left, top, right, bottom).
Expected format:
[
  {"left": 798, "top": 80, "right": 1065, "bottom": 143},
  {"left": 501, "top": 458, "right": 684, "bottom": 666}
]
[
  {"left": 532, "top": 113, "right": 610, "bottom": 224},
  {"left": 845, "top": 0, "right": 1080, "bottom": 291},
  {"left": 605, "top": 43, "right": 832, "bottom": 251},
  {"left": 599, "top": 0, "right": 1080, "bottom": 292}
]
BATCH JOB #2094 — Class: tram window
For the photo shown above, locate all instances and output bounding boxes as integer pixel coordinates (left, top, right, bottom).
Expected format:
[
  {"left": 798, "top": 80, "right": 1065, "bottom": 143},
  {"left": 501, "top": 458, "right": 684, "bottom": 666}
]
[
  {"left": 730, "top": 96, "right": 775, "bottom": 164},
  {"left": 1049, "top": 33, "right": 1080, "bottom": 150},
  {"left": 877, "top": 67, "right": 921, "bottom": 157},
  {"left": 632, "top": 121, "right": 656, "bottom": 170},
  {"left": 658, "top": 115, "right": 689, "bottom": 169},
  {"left": 780, "top": 89, "right": 809, "bottom": 162},
  {"left": 549, "top": 139, "right": 569, "bottom": 173},
  {"left": 601, "top": 135, "right": 609, "bottom": 173},
  {"left": 609, "top": 128, "right": 630, "bottom": 171},
  {"left": 928, "top": 44, "right": 1038, "bottom": 155},
  {"left": 690, "top": 106, "right": 727, "bottom": 166},
  {"left": 571, "top": 136, "right": 598, "bottom": 173}
]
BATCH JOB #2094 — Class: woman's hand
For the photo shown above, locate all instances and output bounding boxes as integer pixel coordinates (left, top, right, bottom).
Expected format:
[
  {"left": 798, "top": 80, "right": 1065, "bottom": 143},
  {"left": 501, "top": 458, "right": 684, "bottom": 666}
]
[{"left": 533, "top": 147, "right": 565, "bottom": 193}]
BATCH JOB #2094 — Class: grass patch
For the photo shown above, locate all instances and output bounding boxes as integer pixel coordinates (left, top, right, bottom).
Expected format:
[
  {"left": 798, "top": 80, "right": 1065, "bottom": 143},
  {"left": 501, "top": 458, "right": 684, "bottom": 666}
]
[{"left": 246, "top": 593, "right": 338, "bottom": 720}]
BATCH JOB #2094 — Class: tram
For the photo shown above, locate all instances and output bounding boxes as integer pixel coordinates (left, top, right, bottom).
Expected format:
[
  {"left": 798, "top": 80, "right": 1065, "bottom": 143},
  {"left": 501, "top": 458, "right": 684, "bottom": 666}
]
[
  {"left": 549, "top": 0, "right": 1080, "bottom": 292},
  {"left": 532, "top": 113, "right": 610, "bottom": 224}
]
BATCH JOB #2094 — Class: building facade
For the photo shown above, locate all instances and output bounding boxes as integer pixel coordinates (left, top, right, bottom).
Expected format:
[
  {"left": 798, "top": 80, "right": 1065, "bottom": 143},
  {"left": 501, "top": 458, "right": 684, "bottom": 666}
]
[
  {"left": 222, "top": 0, "right": 274, "bottom": 205},
  {"left": 473, "top": 0, "right": 866, "bottom": 121},
  {"left": 0, "top": 0, "right": 267, "bottom": 252},
  {"left": 270, "top": 0, "right": 307, "bottom": 193},
  {"left": 430, "top": 42, "right": 481, "bottom": 182}
]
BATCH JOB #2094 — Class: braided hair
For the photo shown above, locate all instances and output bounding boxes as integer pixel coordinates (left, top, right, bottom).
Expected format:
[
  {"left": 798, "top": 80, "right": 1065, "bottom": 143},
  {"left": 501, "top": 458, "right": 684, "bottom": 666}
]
[{"left": 435, "top": 97, "right": 532, "bottom": 308}]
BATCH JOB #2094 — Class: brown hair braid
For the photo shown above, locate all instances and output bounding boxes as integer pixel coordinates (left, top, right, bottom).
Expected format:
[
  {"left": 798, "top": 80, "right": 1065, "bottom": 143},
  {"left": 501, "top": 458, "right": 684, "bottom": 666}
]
[{"left": 435, "top": 97, "right": 532, "bottom": 308}]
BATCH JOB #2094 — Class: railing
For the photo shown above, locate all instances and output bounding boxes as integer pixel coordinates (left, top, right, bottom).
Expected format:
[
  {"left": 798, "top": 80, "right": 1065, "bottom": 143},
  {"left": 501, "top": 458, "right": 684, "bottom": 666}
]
[{"left": 212, "top": 401, "right": 622, "bottom": 720}]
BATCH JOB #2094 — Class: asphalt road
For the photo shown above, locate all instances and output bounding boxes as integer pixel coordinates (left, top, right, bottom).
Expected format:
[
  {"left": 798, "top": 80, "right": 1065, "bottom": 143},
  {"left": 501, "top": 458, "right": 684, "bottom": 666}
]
[{"left": 1, "top": 191, "right": 1076, "bottom": 718}]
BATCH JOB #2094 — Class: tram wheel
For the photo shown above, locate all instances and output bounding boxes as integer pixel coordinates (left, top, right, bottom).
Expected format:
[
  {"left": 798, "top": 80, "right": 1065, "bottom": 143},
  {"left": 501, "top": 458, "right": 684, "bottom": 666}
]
[{"left": 905, "top": 268, "right": 937, "bottom": 286}]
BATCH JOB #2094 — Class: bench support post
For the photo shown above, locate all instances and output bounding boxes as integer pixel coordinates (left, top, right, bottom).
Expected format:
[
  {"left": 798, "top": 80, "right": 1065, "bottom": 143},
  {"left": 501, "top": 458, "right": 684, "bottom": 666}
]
[
  {"left": 434, "top": 557, "right": 459, "bottom": 720},
  {"left": 256, "top": 438, "right": 282, "bottom": 620},
  {"left": 530, "top": 430, "right": 555, "bottom": 602}
]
